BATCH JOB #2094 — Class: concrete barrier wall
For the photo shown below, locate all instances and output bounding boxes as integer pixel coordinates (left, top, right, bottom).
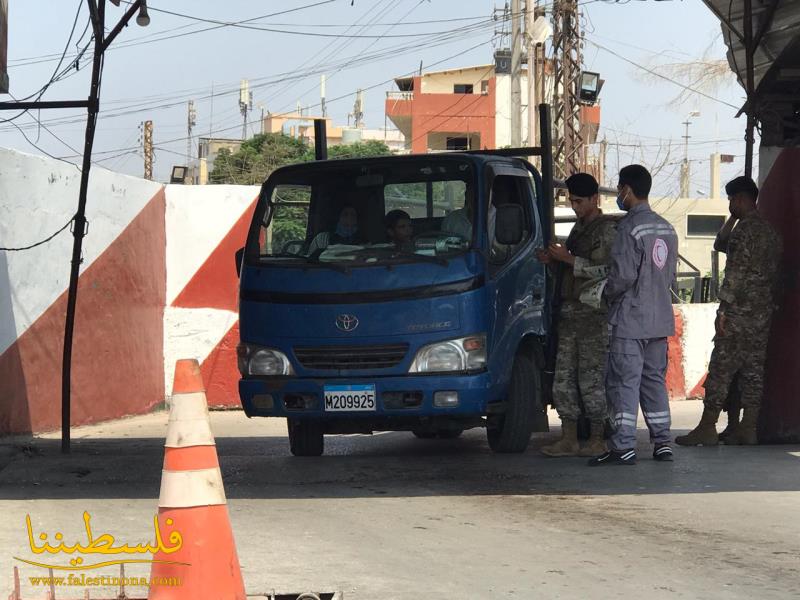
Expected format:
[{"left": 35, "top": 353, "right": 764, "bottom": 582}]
[
  {"left": 0, "top": 148, "right": 165, "bottom": 434},
  {"left": 164, "top": 185, "right": 258, "bottom": 407},
  {"left": 1, "top": 147, "right": 722, "bottom": 434},
  {"left": 673, "top": 304, "right": 717, "bottom": 399}
]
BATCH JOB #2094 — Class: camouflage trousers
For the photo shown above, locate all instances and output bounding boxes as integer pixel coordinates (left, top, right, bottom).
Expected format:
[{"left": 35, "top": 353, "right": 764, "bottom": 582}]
[
  {"left": 704, "top": 312, "right": 772, "bottom": 411},
  {"left": 552, "top": 304, "right": 608, "bottom": 422}
]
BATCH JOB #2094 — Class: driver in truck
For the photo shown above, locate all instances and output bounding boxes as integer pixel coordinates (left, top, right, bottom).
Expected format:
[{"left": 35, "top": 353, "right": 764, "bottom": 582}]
[{"left": 306, "top": 205, "right": 365, "bottom": 255}]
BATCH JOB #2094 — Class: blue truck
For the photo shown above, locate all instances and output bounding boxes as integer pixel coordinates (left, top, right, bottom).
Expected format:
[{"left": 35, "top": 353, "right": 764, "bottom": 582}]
[{"left": 236, "top": 110, "right": 558, "bottom": 456}]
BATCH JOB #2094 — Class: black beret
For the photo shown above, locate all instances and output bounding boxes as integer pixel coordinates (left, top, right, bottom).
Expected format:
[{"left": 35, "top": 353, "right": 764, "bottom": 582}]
[
  {"left": 725, "top": 176, "right": 759, "bottom": 199},
  {"left": 565, "top": 173, "right": 599, "bottom": 197}
]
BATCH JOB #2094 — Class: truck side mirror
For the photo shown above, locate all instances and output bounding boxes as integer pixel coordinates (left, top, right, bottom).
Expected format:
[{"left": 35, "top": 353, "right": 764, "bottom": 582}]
[
  {"left": 495, "top": 204, "right": 524, "bottom": 246},
  {"left": 235, "top": 247, "right": 245, "bottom": 278}
]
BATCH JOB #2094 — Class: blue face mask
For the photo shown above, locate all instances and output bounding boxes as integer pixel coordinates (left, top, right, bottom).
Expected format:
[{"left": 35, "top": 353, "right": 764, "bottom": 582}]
[
  {"left": 616, "top": 189, "right": 628, "bottom": 212},
  {"left": 336, "top": 223, "right": 357, "bottom": 239}
]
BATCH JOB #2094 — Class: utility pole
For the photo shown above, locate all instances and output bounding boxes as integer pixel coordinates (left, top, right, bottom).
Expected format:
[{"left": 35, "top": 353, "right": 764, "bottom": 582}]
[
  {"left": 143, "top": 120, "right": 153, "bottom": 180},
  {"left": 511, "top": 0, "right": 523, "bottom": 147},
  {"left": 239, "top": 79, "right": 252, "bottom": 140},
  {"left": 350, "top": 89, "right": 364, "bottom": 128},
  {"left": 320, "top": 74, "right": 327, "bottom": 118},
  {"left": 680, "top": 111, "right": 699, "bottom": 198},
  {"left": 186, "top": 100, "right": 196, "bottom": 163},
  {"left": 551, "top": 0, "right": 584, "bottom": 179},
  {"left": 526, "top": 0, "right": 547, "bottom": 164}
]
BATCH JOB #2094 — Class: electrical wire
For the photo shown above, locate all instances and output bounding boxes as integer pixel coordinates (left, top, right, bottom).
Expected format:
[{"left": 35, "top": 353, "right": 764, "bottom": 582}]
[
  {"left": 0, "top": 219, "right": 73, "bottom": 252},
  {"left": 584, "top": 38, "right": 740, "bottom": 109},
  {"left": 2, "top": 21, "right": 497, "bottom": 136}
]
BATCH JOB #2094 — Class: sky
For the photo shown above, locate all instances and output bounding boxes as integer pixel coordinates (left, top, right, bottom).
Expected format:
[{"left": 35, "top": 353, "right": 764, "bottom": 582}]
[{"left": 1, "top": 0, "right": 751, "bottom": 197}]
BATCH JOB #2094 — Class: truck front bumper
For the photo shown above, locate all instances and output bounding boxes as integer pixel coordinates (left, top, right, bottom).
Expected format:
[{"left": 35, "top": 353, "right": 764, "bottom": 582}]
[{"left": 239, "top": 371, "right": 493, "bottom": 419}]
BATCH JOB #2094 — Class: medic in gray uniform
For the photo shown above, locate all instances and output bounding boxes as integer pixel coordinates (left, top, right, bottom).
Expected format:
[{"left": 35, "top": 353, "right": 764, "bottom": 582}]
[{"left": 588, "top": 164, "right": 678, "bottom": 466}]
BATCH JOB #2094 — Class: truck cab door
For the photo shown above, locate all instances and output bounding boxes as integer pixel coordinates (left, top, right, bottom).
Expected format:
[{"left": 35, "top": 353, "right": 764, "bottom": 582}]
[{"left": 485, "top": 164, "right": 546, "bottom": 386}]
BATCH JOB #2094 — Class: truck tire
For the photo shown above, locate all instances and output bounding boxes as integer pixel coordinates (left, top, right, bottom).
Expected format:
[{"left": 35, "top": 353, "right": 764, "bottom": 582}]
[
  {"left": 487, "top": 353, "right": 539, "bottom": 453},
  {"left": 287, "top": 418, "right": 324, "bottom": 456}
]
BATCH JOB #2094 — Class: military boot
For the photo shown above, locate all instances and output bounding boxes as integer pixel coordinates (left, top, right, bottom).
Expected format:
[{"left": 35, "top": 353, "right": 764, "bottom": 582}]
[
  {"left": 724, "top": 407, "right": 759, "bottom": 445},
  {"left": 578, "top": 421, "right": 607, "bottom": 457},
  {"left": 675, "top": 408, "right": 721, "bottom": 446},
  {"left": 718, "top": 406, "right": 741, "bottom": 444},
  {"left": 541, "top": 419, "right": 579, "bottom": 457}
]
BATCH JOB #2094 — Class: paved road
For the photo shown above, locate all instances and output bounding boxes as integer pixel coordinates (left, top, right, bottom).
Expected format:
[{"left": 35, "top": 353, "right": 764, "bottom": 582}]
[{"left": 1, "top": 401, "right": 799, "bottom": 599}]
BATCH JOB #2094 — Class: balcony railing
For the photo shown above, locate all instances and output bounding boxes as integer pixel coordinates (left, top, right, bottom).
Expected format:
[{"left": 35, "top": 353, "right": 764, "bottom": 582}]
[{"left": 386, "top": 91, "right": 413, "bottom": 101}]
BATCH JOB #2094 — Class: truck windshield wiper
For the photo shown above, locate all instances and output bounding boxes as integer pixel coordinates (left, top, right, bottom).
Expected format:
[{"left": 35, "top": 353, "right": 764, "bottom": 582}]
[
  {"left": 303, "top": 251, "right": 351, "bottom": 274},
  {"left": 359, "top": 246, "right": 448, "bottom": 267}
]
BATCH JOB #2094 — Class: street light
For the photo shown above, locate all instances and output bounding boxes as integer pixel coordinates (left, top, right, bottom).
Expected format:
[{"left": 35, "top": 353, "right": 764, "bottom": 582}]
[{"left": 136, "top": 1, "right": 151, "bottom": 27}]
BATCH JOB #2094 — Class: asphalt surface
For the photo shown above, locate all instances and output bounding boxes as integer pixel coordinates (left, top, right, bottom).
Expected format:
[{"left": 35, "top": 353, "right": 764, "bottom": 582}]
[{"left": 1, "top": 401, "right": 799, "bottom": 599}]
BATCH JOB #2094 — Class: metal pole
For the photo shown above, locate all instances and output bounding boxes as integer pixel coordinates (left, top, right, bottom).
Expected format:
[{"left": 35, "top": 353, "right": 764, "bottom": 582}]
[
  {"left": 314, "top": 118, "right": 327, "bottom": 161},
  {"left": 743, "top": 0, "right": 755, "bottom": 178},
  {"left": 539, "top": 103, "right": 554, "bottom": 245},
  {"left": 61, "top": 0, "right": 106, "bottom": 454},
  {"left": 511, "top": 0, "right": 522, "bottom": 147},
  {"left": 526, "top": 0, "right": 535, "bottom": 148},
  {"left": 710, "top": 250, "right": 719, "bottom": 302}
]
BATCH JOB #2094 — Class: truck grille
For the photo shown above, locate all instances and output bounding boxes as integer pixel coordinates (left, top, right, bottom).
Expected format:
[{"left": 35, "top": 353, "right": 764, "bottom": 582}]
[{"left": 294, "top": 344, "right": 409, "bottom": 370}]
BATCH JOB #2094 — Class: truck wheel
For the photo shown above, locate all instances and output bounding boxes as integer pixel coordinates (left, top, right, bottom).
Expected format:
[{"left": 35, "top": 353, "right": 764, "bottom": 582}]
[
  {"left": 487, "top": 353, "right": 539, "bottom": 453},
  {"left": 287, "top": 418, "right": 324, "bottom": 456},
  {"left": 412, "top": 429, "right": 437, "bottom": 439}
]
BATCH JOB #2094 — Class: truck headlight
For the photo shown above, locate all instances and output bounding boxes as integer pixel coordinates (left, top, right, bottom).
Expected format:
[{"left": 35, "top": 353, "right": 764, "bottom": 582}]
[
  {"left": 409, "top": 334, "right": 487, "bottom": 373},
  {"left": 237, "top": 344, "right": 294, "bottom": 376}
]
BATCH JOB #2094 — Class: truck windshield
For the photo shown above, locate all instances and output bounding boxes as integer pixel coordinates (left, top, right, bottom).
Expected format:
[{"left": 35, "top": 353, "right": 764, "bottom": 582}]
[{"left": 254, "top": 158, "right": 476, "bottom": 266}]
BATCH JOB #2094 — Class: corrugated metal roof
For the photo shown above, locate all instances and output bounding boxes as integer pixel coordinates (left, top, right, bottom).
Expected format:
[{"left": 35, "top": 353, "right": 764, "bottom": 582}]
[{"left": 702, "top": 0, "right": 800, "bottom": 97}]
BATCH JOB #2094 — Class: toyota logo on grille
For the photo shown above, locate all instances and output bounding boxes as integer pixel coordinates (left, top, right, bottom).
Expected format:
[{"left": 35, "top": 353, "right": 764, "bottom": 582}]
[{"left": 336, "top": 314, "right": 359, "bottom": 332}]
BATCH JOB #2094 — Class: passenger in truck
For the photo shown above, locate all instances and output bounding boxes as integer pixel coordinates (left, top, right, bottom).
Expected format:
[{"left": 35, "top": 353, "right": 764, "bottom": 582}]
[{"left": 384, "top": 209, "right": 414, "bottom": 251}]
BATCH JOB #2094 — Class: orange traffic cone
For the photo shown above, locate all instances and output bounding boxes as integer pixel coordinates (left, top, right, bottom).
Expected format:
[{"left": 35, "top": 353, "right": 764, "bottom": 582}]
[{"left": 148, "top": 359, "right": 245, "bottom": 600}]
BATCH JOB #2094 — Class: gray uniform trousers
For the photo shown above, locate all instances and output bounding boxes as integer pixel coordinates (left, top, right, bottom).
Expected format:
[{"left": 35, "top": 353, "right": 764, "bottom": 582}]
[{"left": 607, "top": 336, "right": 672, "bottom": 451}]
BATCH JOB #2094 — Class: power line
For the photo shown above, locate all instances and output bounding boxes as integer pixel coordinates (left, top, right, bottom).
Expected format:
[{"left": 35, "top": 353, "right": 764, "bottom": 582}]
[
  {"left": 0, "top": 219, "right": 73, "bottom": 252},
  {"left": 8, "top": 0, "right": 343, "bottom": 69},
  {"left": 3, "top": 22, "right": 495, "bottom": 136},
  {"left": 57, "top": 38, "right": 494, "bottom": 162},
  {"left": 584, "top": 38, "right": 740, "bottom": 110},
  {"left": 136, "top": 3, "right": 493, "bottom": 38}
]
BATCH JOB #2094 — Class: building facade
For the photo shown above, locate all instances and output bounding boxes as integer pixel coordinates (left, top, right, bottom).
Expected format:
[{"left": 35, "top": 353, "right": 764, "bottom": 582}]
[{"left": 385, "top": 61, "right": 599, "bottom": 154}]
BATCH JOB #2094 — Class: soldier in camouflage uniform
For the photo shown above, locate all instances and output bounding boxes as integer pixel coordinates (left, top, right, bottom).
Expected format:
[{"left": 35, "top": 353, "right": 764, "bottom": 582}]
[
  {"left": 676, "top": 176, "right": 782, "bottom": 446},
  {"left": 536, "top": 173, "right": 618, "bottom": 457}
]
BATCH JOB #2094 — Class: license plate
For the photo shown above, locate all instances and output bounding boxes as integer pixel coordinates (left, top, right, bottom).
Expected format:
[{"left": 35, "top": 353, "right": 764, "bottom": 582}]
[{"left": 324, "top": 384, "right": 376, "bottom": 412}]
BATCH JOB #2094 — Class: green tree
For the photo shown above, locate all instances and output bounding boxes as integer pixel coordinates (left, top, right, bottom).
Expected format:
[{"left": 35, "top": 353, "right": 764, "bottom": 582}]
[
  {"left": 211, "top": 134, "right": 393, "bottom": 253},
  {"left": 209, "top": 134, "right": 392, "bottom": 185}
]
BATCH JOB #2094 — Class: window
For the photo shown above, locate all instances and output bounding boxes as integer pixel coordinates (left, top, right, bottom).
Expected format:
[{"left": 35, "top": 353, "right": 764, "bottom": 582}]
[
  {"left": 453, "top": 84, "right": 473, "bottom": 94},
  {"left": 385, "top": 181, "right": 467, "bottom": 219},
  {"left": 384, "top": 183, "right": 429, "bottom": 219},
  {"left": 687, "top": 214, "right": 725, "bottom": 237},
  {"left": 480, "top": 80, "right": 489, "bottom": 95},
  {"left": 489, "top": 175, "right": 534, "bottom": 266},
  {"left": 446, "top": 137, "right": 469, "bottom": 151},
  {"left": 260, "top": 185, "right": 311, "bottom": 255},
  {"left": 250, "top": 159, "right": 475, "bottom": 266}
]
